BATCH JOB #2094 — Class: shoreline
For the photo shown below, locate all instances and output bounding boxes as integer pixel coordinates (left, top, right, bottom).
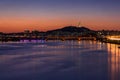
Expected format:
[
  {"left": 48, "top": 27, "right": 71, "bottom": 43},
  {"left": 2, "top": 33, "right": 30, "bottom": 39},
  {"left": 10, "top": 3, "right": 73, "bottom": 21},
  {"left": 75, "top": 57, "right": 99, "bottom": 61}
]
[{"left": 0, "top": 39, "right": 120, "bottom": 45}]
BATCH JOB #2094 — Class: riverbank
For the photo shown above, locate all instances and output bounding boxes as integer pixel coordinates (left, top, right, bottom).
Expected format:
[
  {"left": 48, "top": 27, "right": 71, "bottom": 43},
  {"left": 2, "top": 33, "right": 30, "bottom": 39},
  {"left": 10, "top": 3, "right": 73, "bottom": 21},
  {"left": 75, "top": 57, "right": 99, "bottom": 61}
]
[{"left": 0, "top": 37, "right": 120, "bottom": 45}]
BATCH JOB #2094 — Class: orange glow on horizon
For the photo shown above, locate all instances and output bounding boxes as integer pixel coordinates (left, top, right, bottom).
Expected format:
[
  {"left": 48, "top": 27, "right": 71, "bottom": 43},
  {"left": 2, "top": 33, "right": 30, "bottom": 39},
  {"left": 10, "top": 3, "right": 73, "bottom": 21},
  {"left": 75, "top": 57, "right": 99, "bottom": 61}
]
[{"left": 0, "top": 16, "right": 119, "bottom": 33}]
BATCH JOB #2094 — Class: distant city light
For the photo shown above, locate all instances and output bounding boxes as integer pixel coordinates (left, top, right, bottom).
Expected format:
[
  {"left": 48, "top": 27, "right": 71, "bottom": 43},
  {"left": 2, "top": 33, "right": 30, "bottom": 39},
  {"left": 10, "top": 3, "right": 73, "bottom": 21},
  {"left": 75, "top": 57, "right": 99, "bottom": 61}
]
[
  {"left": 109, "top": 38, "right": 120, "bottom": 40},
  {"left": 107, "top": 36, "right": 120, "bottom": 41}
]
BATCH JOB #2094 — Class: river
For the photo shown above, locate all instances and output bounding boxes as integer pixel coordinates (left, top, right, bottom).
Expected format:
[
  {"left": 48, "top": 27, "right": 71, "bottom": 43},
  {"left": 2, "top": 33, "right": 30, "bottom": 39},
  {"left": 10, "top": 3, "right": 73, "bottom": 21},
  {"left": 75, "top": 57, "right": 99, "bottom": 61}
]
[{"left": 0, "top": 40, "right": 120, "bottom": 80}]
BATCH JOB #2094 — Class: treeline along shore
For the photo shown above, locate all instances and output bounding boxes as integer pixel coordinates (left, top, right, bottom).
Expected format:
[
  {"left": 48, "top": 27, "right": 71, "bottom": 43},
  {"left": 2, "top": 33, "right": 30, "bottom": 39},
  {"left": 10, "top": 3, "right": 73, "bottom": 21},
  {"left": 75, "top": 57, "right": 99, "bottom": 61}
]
[{"left": 0, "top": 26, "right": 120, "bottom": 44}]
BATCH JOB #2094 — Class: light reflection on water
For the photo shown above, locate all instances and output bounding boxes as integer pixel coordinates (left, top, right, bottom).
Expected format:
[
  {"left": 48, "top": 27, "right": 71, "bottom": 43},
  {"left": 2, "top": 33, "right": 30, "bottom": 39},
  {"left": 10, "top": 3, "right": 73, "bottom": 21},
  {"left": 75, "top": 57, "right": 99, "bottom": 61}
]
[
  {"left": 0, "top": 40, "right": 120, "bottom": 80},
  {"left": 107, "top": 43, "right": 120, "bottom": 80}
]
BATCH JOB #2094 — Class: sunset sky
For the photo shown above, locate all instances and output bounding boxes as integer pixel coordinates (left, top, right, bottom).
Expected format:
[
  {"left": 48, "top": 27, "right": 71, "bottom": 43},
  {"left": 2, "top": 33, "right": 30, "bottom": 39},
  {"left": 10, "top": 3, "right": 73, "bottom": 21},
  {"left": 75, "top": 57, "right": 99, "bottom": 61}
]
[{"left": 0, "top": 0, "right": 120, "bottom": 32}]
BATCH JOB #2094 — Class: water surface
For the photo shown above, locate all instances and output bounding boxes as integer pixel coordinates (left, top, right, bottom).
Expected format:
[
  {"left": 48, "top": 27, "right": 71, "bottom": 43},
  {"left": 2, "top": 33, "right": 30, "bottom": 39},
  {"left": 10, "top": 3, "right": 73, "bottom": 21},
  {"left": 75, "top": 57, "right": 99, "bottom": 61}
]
[{"left": 0, "top": 40, "right": 120, "bottom": 80}]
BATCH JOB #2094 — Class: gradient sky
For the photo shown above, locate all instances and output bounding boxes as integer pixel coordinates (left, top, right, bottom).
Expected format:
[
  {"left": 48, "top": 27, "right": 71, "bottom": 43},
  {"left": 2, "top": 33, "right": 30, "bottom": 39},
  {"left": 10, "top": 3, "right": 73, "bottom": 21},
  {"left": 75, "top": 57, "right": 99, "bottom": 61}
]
[{"left": 0, "top": 0, "right": 120, "bottom": 32}]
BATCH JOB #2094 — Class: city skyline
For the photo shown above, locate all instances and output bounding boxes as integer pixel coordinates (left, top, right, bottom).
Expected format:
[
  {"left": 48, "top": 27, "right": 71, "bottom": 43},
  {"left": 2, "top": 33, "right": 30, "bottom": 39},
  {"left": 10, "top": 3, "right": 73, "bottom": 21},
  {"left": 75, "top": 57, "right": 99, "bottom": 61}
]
[{"left": 0, "top": 0, "right": 120, "bottom": 32}]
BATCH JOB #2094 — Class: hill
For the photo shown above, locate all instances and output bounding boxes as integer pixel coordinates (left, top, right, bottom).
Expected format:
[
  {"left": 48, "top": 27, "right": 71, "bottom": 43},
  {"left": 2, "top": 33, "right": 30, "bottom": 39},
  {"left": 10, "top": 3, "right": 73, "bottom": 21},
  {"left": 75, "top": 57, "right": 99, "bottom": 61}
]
[
  {"left": 46, "top": 26, "right": 96, "bottom": 36},
  {"left": 47, "top": 26, "right": 92, "bottom": 33}
]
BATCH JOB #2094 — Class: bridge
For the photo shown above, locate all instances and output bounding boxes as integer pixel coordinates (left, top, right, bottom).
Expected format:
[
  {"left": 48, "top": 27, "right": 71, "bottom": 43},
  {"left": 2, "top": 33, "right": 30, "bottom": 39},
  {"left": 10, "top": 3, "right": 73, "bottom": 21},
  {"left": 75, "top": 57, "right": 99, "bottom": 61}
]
[
  {"left": 45, "top": 36, "right": 96, "bottom": 41},
  {"left": 0, "top": 35, "right": 96, "bottom": 42}
]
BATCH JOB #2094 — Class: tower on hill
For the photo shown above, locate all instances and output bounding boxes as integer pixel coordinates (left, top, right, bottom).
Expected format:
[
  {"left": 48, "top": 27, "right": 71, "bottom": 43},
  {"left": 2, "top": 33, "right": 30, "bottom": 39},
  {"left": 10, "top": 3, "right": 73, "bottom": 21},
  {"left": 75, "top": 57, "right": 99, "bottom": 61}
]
[{"left": 78, "top": 22, "right": 82, "bottom": 27}]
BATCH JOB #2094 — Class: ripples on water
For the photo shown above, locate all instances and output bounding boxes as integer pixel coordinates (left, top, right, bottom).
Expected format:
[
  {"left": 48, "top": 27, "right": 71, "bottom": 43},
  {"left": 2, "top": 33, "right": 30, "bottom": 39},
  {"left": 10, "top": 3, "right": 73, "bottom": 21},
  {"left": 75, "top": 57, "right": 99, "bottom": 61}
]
[{"left": 0, "top": 40, "right": 120, "bottom": 80}]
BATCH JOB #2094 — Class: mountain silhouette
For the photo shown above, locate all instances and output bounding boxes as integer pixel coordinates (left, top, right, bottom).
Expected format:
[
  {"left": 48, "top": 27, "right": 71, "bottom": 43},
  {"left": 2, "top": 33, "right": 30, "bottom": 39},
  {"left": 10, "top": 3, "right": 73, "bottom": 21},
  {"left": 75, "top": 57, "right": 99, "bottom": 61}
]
[{"left": 47, "top": 26, "right": 92, "bottom": 33}]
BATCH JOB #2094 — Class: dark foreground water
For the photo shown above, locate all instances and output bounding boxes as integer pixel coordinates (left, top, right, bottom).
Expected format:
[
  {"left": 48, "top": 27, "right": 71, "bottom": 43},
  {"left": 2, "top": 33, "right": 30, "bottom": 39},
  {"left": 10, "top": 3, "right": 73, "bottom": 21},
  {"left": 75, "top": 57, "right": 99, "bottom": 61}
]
[{"left": 0, "top": 40, "right": 120, "bottom": 80}]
